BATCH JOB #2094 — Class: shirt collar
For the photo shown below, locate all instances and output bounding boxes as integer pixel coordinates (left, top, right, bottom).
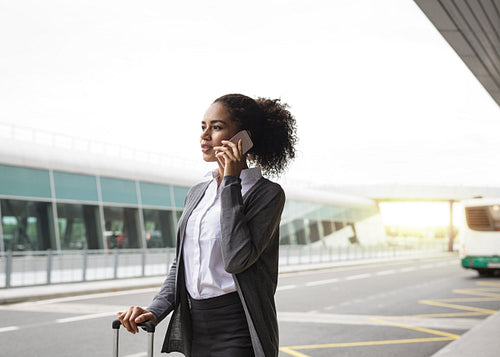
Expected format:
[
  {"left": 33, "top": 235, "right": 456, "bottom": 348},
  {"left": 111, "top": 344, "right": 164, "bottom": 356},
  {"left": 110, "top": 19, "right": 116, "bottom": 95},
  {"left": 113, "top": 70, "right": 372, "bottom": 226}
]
[
  {"left": 239, "top": 166, "right": 262, "bottom": 184},
  {"left": 204, "top": 169, "right": 220, "bottom": 179},
  {"left": 204, "top": 167, "right": 262, "bottom": 184}
]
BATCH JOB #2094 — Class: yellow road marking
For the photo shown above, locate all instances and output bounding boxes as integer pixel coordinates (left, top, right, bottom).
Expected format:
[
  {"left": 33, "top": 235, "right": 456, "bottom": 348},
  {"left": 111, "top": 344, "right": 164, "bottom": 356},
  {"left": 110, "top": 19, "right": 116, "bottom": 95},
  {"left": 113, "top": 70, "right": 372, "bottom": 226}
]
[
  {"left": 368, "top": 318, "right": 460, "bottom": 339},
  {"left": 436, "top": 297, "right": 499, "bottom": 302},
  {"left": 452, "top": 289, "right": 500, "bottom": 298},
  {"left": 280, "top": 336, "right": 455, "bottom": 356},
  {"left": 477, "top": 281, "right": 500, "bottom": 287},
  {"left": 396, "top": 312, "right": 485, "bottom": 318},
  {"left": 280, "top": 280, "right": 500, "bottom": 356},
  {"left": 419, "top": 299, "right": 498, "bottom": 315},
  {"left": 279, "top": 347, "right": 311, "bottom": 357}
]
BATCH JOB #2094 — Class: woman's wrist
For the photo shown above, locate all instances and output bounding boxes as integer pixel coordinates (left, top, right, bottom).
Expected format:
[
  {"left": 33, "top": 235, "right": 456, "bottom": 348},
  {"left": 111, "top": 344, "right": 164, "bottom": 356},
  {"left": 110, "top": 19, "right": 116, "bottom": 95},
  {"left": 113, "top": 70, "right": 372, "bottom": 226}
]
[
  {"left": 224, "top": 167, "right": 242, "bottom": 177},
  {"left": 221, "top": 175, "right": 241, "bottom": 186}
]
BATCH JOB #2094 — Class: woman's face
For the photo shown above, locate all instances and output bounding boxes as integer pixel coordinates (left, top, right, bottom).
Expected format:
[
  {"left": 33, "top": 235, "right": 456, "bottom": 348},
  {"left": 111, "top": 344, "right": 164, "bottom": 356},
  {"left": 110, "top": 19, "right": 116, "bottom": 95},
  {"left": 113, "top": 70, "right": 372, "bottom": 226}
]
[{"left": 200, "top": 102, "right": 240, "bottom": 162}]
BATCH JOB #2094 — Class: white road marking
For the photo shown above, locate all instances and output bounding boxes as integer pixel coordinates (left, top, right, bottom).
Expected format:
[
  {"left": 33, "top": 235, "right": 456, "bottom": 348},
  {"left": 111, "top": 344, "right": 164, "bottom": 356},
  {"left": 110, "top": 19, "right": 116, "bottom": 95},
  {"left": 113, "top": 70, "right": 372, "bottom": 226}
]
[
  {"left": 0, "top": 326, "right": 20, "bottom": 333},
  {"left": 345, "top": 273, "right": 371, "bottom": 280},
  {"left": 56, "top": 311, "right": 117, "bottom": 323},
  {"left": 0, "top": 310, "right": 119, "bottom": 334},
  {"left": 376, "top": 269, "right": 396, "bottom": 276},
  {"left": 400, "top": 267, "right": 417, "bottom": 272},
  {"left": 278, "top": 258, "right": 459, "bottom": 290},
  {"left": 420, "top": 263, "right": 437, "bottom": 269},
  {"left": 435, "top": 261, "right": 455, "bottom": 267},
  {"left": 19, "top": 287, "right": 160, "bottom": 305},
  {"left": 0, "top": 302, "right": 126, "bottom": 314},
  {"left": 305, "top": 278, "right": 339, "bottom": 287},
  {"left": 0, "top": 287, "right": 164, "bottom": 334}
]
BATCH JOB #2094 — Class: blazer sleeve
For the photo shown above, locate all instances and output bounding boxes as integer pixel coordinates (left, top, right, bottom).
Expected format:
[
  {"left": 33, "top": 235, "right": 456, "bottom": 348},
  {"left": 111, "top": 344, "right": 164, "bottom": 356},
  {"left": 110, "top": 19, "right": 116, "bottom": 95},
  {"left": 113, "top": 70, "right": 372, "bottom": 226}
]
[
  {"left": 146, "top": 181, "right": 206, "bottom": 324},
  {"left": 146, "top": 257, "right": 177, "bottom": 324},
  {"left": 219, "top": 175, "right": 285, "bottom": 274}
]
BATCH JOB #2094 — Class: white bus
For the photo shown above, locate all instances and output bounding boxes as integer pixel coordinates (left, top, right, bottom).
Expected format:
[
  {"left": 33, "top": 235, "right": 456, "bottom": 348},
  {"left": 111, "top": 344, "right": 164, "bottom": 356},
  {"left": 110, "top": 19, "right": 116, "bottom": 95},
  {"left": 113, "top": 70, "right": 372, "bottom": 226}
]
[{"left": 459, "top": 198, "right": 500, "bottom": 276}]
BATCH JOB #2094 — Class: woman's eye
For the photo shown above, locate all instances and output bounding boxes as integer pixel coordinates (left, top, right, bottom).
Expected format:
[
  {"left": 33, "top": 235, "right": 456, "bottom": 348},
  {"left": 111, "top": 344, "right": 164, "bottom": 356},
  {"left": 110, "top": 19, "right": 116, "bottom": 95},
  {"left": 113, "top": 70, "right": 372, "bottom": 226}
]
[{"left": 213, "top": 125, "right": 222, "bottom": 130}]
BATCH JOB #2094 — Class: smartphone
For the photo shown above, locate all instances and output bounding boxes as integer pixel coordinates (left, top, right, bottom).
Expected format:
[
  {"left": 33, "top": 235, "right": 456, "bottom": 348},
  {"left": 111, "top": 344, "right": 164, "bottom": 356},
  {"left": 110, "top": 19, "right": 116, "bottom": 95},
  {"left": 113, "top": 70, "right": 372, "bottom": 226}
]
[{"left": 229, "top": 130, "right": 253, "bottom": 155}]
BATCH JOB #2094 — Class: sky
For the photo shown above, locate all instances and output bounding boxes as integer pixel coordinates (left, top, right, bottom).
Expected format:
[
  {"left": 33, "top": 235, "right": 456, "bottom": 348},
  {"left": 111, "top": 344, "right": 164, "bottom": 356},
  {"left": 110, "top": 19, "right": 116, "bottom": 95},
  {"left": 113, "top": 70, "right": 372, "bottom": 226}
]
[{"left": 1, "top": 0, "right": 500, "bottom": 188}]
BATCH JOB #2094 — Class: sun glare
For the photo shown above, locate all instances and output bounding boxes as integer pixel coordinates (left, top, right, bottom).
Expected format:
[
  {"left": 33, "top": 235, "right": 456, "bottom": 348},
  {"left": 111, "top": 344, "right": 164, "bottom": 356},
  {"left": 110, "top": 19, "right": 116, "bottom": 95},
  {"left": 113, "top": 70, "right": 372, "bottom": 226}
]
[{"left": 379, "top": 202, "right": 455, "bottom": 227}]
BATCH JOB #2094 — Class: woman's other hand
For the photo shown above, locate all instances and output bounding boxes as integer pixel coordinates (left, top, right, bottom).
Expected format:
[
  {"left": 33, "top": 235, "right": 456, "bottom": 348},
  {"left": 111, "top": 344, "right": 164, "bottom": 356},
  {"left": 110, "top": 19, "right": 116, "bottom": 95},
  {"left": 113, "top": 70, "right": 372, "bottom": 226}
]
[
  {"left": 214, "top": 139, "right": 246, "bottom": 177},
  {"left": 117, "top": 306, "right": 156, "bottom": 334}
]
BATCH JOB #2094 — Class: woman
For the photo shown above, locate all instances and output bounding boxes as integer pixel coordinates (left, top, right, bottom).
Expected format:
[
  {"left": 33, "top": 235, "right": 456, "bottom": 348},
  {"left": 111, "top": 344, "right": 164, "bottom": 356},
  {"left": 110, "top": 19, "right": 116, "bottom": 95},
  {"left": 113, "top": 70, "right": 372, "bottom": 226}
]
[{"left": 118, "top": 93, "right": 297, "bottom": 356}]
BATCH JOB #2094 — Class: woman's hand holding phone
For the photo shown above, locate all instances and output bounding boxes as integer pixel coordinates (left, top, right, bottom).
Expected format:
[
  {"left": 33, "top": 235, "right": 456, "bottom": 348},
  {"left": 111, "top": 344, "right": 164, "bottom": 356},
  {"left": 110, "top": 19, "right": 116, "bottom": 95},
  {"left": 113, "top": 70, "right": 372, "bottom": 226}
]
[{"left": 214, "top": 131, "right": 252, "bottom": 178}]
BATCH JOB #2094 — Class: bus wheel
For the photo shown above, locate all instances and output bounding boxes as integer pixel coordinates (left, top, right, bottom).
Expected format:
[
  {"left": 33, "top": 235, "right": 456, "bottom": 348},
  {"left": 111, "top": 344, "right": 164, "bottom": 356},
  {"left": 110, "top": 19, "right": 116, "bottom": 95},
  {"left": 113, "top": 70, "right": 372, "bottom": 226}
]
[{"left": 477, "top": 269, "right": 493, "bottom": 277}]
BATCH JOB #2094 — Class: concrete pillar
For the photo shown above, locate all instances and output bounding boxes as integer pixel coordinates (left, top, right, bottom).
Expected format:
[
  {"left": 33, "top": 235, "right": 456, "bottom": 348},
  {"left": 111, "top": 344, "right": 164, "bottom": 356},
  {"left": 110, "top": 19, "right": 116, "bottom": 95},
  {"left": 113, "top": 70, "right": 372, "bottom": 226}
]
[{"left": 448, "top": 200, "right": 454, "bottom": 252}]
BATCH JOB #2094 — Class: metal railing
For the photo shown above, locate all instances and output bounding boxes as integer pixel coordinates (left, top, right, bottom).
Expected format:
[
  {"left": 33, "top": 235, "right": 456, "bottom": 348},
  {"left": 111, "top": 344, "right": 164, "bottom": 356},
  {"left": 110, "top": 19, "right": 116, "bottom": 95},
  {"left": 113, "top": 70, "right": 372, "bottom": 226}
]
[
  {"left": 0, "top": 248, "right": 176, "bottom": 288},
  {"left": 278, "top": 241, "right": 449, "bottom": 266},
  {"left": 0, "top": 242, "right": 449, "bottom": 288}
]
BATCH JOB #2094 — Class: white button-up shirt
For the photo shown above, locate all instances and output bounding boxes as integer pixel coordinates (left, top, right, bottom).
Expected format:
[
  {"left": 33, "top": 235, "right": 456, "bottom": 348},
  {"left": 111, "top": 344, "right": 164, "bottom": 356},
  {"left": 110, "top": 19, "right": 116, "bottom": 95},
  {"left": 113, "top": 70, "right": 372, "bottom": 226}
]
[{"left": 183, "top": 167, "right": 262, "bottom": 299}]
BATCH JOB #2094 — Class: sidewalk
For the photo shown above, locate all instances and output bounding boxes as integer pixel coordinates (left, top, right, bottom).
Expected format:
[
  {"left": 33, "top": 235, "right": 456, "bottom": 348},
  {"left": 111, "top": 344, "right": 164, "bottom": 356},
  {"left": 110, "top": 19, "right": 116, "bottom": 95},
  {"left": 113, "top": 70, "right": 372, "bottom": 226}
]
[
  {"left": 0, "top": 276, "right": 166, "bottom": 305},
  {"left": 431, "top": 310, "right": 500, "bottom": 357},
  {"left": 0, "top": 253, "right": 455, "bottom": 304}
]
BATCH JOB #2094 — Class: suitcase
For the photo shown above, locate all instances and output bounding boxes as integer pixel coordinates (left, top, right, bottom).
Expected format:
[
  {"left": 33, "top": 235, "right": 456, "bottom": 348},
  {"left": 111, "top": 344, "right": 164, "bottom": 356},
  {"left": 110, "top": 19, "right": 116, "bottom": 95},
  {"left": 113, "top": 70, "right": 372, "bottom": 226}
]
[{"left": 112, "top": 319, "right": 156, "bottom": 357}]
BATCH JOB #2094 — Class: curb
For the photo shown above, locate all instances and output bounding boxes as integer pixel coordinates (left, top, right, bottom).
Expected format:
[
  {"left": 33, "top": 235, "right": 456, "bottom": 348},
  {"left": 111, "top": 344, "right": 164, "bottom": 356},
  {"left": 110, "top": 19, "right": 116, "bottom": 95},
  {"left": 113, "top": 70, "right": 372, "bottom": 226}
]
[
  {"left": 431, "top": 310, "right": 500, "bottom": 357},
  {"left": 0, "top": 276, "right": 165, "bottom": 305}
]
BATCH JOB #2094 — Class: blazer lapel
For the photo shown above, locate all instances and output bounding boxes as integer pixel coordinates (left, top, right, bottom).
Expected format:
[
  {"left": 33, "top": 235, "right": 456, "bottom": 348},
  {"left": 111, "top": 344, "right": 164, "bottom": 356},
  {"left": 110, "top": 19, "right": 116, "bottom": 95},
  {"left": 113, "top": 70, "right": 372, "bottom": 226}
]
[{"left": 176, "top": 180, "right": 211, "bottom": 250}]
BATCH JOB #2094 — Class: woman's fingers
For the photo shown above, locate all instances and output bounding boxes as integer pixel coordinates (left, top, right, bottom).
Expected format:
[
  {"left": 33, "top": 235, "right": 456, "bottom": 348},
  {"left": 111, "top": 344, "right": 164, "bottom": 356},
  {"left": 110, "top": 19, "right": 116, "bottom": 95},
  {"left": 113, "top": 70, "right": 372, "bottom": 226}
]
[
  {"left": 215, "top": 150, "right": 226, "bottom": 167},
  {"left": 215, "top": 139, "right": 244, "bottom": 176},
  {"left": 122, "top": 307, "right": 138, "bottom": 333},
  {"left": 136, "top": 311, "right": 156, "bottom": 325},
  {"left": 117, "top": 306, "right": 154, "bottom": 334},
  {"left": 215, "top": 140, "right": 241, "bottom": 161},
  {"left": 222, "top": 139, "right": 241, "bottom": 159}
]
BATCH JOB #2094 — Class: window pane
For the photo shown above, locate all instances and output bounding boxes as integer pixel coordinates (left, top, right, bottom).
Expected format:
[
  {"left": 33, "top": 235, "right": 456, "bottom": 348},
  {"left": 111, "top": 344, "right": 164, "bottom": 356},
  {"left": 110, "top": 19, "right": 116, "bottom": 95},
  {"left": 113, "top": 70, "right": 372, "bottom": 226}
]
[
  {"left": 53, "top": 172, "right": 99, "bottom": 202},
  {"left": 57, "top": 203, "right": 102, "bottom": 250},
  {"left": 309, "top": 220, "right": 321, "bottom": 243},
  {"left": 293, "top": 219, "right": 308, "bottom": 245},
  {"left": 140, "top": 182, "right": 173, "bottom": 207},
  {"left": 143, "top": 209, "right": 176, "bottom": 248},
  {"left": 279, "top": 222, "right": 295, "bottom": 245},
  {"left": 100, "top": 177, "right": 138, "bottom": 205},
  {"left": 0, "top": 164, "right": 51, "bottom": 198},
  {"left": 172, "top": 186, "right": 189, "bottom": 208},
  {"left": 1, "top": 199, "right": 55, "bottom": 251},
  {"left": 322, "top": 220, "right": 335, "bottom": 236},
  {"left": 103, "top": 206, "right": 141, "bottom": 249}
]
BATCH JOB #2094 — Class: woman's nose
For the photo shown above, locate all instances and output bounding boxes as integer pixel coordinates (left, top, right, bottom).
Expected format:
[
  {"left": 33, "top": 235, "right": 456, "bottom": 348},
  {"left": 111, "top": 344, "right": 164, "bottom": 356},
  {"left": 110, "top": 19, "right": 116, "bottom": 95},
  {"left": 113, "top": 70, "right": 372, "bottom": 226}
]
[{"left": 200, "top": 128, "right": 210, "bottom": 140}]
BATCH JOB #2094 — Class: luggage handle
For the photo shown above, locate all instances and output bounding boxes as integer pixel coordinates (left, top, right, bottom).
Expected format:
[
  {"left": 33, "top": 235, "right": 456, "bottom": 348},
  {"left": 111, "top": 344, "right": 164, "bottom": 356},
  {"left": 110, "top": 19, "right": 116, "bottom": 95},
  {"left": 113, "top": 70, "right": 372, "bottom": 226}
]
[
  {"left": 112, "top": 319, "right": 155, "bottom": 357},
  {"left": 112, "top": 319, "right": 156, "bottom": 333}
]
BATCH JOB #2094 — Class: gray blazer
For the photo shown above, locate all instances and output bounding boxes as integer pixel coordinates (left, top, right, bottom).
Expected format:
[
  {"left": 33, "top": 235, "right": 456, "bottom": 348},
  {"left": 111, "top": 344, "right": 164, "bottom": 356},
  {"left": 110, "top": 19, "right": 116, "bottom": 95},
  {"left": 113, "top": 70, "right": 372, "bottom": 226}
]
[{"left": 147, "top": 175, "right": 285, "bottom": 357}]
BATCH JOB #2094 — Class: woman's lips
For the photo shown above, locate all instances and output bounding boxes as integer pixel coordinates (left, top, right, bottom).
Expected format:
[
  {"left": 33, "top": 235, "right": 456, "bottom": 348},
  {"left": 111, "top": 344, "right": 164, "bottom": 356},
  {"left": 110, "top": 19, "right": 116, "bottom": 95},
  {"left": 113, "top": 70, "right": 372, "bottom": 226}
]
[{"left": 201, "top": 145, "right": 212, "bottom": 153}]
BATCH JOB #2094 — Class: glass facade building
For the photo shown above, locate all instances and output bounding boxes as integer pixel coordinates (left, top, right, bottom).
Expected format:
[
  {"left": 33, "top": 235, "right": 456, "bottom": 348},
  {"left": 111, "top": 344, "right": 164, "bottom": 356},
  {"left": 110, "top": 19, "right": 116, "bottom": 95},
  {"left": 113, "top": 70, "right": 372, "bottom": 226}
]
[{"left": 0, "top": 163, "right": 380, "bottom": 252}]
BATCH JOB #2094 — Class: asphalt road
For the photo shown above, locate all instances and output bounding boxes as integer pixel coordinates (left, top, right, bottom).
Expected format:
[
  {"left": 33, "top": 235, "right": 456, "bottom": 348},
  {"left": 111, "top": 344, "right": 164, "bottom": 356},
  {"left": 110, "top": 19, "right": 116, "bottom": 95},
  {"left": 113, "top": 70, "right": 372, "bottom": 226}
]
[{"left": 1, "top": 256, "right": 499, "bottom": 357}]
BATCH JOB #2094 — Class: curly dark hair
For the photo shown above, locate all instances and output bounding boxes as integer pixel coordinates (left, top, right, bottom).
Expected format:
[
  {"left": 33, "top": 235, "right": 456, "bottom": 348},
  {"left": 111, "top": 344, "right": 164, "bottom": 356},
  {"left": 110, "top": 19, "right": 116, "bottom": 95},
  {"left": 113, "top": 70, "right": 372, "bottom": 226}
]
[{"left": 213, "top": 93, "right": 297, "bottom": 177}]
